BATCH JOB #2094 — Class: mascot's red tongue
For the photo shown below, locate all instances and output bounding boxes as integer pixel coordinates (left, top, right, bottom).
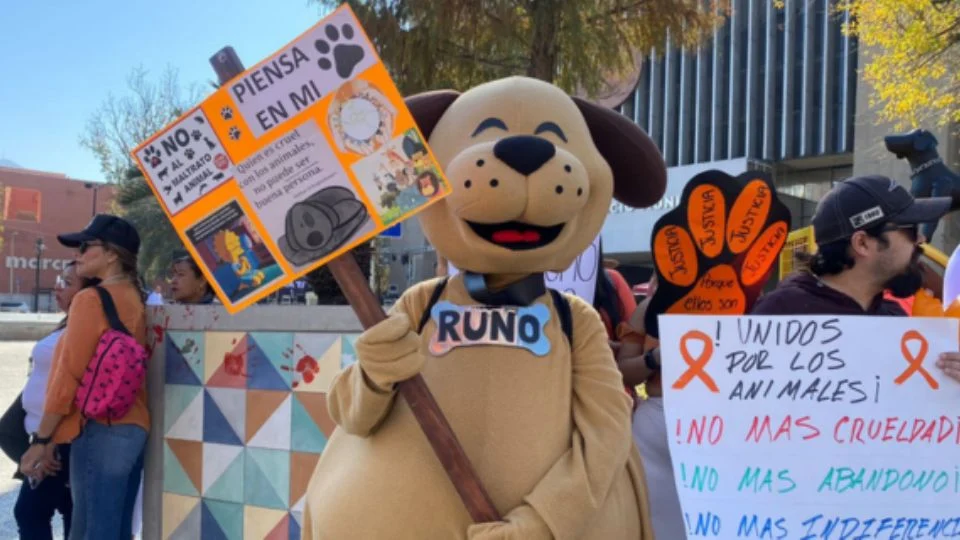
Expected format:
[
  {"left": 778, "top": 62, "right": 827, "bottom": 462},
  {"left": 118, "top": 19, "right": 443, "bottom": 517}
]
[{"left": 493, "top": 229, "right": 540, "bottom": 243}]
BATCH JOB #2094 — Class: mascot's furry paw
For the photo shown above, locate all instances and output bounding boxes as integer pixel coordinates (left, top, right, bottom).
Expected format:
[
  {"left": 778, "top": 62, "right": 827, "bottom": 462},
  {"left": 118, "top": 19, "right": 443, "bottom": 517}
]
[
  {"left": 355, "top": 313, "right": 425, "bottom": 391},
  {"left": 467, "top": 505, "right": 552, "bottom": 540}
]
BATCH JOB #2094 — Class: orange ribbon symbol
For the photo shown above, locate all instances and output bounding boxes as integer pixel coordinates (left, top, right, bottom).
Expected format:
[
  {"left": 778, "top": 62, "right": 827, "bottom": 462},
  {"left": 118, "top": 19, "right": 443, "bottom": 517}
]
[
  {"left": 673, "top": 330, "right": 719, "bottom": 393},
  {"left": 895, "top": 330, "right": 939, "bottom": 390}
]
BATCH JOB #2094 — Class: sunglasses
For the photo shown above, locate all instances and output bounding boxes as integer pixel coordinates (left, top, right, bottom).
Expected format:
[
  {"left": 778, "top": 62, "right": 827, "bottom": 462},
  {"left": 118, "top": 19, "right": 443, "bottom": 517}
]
[
  {"left": 78, "top": 241, "right": 104, "bottom": 255},
  {"left": 881, "top": 224, "right": 919, "bottom": 242}
]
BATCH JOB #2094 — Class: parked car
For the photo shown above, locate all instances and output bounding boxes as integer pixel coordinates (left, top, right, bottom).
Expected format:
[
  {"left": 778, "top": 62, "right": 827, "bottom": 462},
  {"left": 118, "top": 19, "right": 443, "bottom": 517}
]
[{"left": 0, "top": 301, "right": 30, "bottom": 313}]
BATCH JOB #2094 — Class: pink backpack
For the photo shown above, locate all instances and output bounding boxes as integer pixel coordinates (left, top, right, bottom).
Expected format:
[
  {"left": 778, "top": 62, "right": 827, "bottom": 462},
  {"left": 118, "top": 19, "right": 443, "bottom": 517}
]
[{"left": 74, "top": 287, "right": 148, "bottom": 421}]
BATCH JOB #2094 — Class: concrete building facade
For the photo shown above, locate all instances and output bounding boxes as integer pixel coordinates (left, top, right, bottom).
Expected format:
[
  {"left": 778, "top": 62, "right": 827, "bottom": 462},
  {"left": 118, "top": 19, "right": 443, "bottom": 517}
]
[{"left": 0, "top": 166, "right": 115, "bottom": 310}]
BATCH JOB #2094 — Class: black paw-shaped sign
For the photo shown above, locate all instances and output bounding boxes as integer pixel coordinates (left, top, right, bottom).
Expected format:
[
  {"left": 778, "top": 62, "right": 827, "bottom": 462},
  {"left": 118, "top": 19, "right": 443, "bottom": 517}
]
[
  {"left": 644, "top": 170, "right": 792, "bottom": 338},
  {"left": 191, "top": 130, "right": 202, "bottom": 141},
  {"left": 228, "top": 126, "right": 242, "bottom": 141},
  {"left": 314, "top": 23, "right": 365, "bottom": 78},
  {"left": 144, "top": 147, "right": 162, "bottom": 168},
  {"left": 184, "top": 149, "right": 195, "bottom": 160},
  {"left": 221, "top": 106, "right": 234, "bottom": 121}
]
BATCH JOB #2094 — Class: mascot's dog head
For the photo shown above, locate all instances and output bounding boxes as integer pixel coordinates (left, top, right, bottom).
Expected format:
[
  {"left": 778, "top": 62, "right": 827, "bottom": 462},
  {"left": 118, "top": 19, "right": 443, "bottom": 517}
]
[{"left": 407, "top": 76, "right": 666, "bottom": 274}]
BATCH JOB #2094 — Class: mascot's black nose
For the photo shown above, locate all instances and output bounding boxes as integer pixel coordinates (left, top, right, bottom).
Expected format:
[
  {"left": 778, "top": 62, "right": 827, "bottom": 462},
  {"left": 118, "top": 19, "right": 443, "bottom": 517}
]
[{"left": 493, "top": 135, "right": 556, "bottom": 176}]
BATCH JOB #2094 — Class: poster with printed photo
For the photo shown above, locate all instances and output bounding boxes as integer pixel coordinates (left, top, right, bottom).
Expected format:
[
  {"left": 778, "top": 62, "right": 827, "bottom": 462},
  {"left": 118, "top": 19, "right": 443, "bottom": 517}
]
[
  {"left": 350, "top": 128, "right": 448, "bottom": 225},
  {"left": 233, "top": 118, "right": 376, "bottom": 271},
  {"left": 185, "top": 201, "right": 284, "bottom": 304},
  {"left": 131, "top": 4, "right": 452, "bottom": 313}
]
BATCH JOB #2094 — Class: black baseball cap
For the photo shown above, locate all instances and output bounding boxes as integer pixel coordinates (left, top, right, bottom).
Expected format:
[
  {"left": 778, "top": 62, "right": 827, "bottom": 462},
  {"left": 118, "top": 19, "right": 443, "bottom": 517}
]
[
  {"left": 812, "top": 175, "right": 954, "bottom": 245},
  {"left": 57, "top": 214, "right": 141, "bottom": 255}
]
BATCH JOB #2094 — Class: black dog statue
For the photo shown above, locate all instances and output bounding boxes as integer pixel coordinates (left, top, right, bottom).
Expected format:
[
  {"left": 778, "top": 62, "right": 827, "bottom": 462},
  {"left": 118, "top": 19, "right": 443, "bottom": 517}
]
[{"left": 884, "top": 128, "right": 960, "bottom": 239}]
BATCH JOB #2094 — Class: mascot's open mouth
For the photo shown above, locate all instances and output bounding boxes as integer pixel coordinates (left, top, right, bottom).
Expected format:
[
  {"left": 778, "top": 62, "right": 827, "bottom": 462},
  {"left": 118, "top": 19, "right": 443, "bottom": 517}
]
[{"left": 466, "top": 220, "right": 564, "bottom": 250}]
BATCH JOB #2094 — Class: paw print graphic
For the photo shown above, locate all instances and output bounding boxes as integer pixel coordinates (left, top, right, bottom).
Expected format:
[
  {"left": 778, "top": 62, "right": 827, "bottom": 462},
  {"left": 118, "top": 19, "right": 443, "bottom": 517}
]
[
  {"left": 644, "top": 171, "right": 791, "bottom": 338},
  {"left": 143, "top": 147, "right": 162, "bottom": 168},
  {"left": 221, "top": 106, "right": 234, "bottom": 121},
  {"left": 184, "top": 149, "right": 195, "bottom": 160},
  {"left": 191, "top": 129, "right": 202, "bottom": 141},
  {"left": 228, "top": 126, "right": 242, "bottom": 141},
  {"left": 314, "top": 22, "right": 365, "bottom": 79}
]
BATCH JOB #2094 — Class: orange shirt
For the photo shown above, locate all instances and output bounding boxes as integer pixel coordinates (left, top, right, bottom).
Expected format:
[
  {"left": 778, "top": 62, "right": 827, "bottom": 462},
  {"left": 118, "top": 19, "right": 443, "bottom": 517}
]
[{"left": 43, "top": 282, "right": 150, "bottom": 443}]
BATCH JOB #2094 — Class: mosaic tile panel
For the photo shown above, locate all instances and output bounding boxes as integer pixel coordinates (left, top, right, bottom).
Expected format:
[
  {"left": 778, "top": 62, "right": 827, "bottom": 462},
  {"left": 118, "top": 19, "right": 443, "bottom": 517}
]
[{"left": 163, "top": 331, "right": 351, "bottom": 539}]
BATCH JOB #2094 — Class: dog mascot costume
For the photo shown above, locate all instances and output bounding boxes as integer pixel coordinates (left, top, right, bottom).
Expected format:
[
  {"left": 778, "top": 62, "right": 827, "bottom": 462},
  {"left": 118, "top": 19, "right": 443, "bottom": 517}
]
[{"left": 302, "top": 76, "right": 667, "bottom": 539}]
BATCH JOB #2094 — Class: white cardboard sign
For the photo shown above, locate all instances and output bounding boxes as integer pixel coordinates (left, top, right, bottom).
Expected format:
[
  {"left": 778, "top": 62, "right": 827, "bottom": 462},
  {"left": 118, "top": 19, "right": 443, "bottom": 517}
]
[{"left": 658, "top": 314, "right": 960, "bottom": 539}]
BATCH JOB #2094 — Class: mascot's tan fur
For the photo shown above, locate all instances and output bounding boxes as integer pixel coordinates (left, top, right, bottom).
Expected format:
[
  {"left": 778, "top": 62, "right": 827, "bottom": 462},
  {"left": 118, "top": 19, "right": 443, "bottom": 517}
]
[{"left": 302, "top": 77, "right": 667, "bottom": 539}]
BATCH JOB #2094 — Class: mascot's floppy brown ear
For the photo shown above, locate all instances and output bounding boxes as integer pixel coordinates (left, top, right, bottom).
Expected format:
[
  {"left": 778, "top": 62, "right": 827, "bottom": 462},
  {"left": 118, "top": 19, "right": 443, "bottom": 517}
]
[
  {"left": 572, "top": 97, "right": 666, "bottom": 208},
  {"left": 407, "top": 88, "right": 665, "bottom": 210},
  {"left": 406, "top": 90, "right": 461, "bottom": 140}
]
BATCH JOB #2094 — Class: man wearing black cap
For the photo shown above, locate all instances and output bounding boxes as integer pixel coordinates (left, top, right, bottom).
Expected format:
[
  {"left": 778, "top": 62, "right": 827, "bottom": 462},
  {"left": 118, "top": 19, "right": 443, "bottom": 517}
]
[{"left": 751, "top": 175, "right": 960, "bottom": 382}]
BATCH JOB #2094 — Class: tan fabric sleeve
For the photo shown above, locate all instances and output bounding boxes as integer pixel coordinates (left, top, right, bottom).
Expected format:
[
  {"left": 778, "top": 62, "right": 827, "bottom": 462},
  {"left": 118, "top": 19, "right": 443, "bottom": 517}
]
[
  {"left": 521, "top": 294, "right": 634, "bottom": 539},
  {"left": 326, "top": 281, "right": 432, "bottom": 436},
  {"left": 44, "top": 289, "right": 104, "bottom": 415},
  {"left": 301, "top": 496, "right": 314, "bottom": 539}
]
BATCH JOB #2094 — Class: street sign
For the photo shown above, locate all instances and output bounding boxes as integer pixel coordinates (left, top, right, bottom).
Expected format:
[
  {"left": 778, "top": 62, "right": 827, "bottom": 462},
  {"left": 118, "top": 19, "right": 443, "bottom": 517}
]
[{"left": 379, "top": 223, "right": 402, "bottom": 238}]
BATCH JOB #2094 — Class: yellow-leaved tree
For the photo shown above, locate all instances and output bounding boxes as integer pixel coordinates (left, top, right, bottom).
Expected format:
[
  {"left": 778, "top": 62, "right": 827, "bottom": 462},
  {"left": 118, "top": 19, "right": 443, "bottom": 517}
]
[{"left": 838, "top": 0, "right": 960, "bottom": 128}]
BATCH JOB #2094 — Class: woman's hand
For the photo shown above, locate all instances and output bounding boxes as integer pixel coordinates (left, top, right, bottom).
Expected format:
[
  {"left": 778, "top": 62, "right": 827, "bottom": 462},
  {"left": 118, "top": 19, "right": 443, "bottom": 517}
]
[
  {"left": 20, "top": 444, "right": 43, "bottom": 477},
  {"left": 37, "top": 444, "right": 61, "bottom": 476}
]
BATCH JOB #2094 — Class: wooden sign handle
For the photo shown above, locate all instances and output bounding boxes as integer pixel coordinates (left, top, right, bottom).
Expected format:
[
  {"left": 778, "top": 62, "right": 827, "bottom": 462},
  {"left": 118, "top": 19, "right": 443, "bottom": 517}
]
[{"left": 209, "top": 47, "right": 501, "bottom": 524}]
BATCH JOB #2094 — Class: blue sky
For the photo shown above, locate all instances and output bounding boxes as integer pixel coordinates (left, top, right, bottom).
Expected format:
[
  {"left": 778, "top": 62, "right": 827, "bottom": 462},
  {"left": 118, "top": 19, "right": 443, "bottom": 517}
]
[{"left": 0, "top": 0, "right": 330, "bottom": 183}]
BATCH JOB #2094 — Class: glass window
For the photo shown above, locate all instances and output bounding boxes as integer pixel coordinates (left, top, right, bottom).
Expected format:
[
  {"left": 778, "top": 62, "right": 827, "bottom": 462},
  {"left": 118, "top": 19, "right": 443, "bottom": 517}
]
[
  {"left": 715, "top": 20, "right": 731, "bottom": 159},
  {"left": 792, "top": 3, "right": 805, "bottom": 157},
  {"left": 845, "top": 37, "right": 859, "bottom": 151},
  {"left": 774, "top": 6, "right": 786, "bottom": 159},
  {"left": 751, "top": 6, "right": 768, "bottom": 159},
  {"left": 667, "top": 45, "right": 682, "bottom": 166},
  {"left": 810, "top": 0, "right": 826, "bottom": 154},
  {"left": 681, "top": 51, "right": 697, "bottom": 165},
  {"left": 700, "top": 41, "right": 715, "bottom": 163},
  {"left": 831, "top": 9, "right": 846, "bottom": 153},
  {"left": 638, "top": 60, "right": 651, "bottom": 130}
]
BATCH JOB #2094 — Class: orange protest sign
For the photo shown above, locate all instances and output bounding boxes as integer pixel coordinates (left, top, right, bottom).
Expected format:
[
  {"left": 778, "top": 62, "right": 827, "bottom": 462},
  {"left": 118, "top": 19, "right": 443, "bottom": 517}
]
[
  {"left": 131, "top": 6, "right": 451, "bottom": 313},
  {"left": 645, "top": 170, "right": 791, "bottom": 338}
]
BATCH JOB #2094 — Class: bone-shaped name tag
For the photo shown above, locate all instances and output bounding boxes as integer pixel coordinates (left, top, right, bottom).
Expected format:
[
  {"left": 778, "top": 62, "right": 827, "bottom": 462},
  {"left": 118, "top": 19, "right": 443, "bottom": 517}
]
[{"left": 428, "top": 301, "right": 552, "bottom": 357}]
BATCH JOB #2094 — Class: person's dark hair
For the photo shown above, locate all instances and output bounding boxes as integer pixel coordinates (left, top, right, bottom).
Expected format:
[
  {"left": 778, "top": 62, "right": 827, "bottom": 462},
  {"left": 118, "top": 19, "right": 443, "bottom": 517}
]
[
  {"left": 172, "top": 253, "right": 213, "bottom": 296},
  {"left": 592, "top": 241, "right": 623, "bottom": 331},
  {"left": 54, "top": 261, "right": 101, "bottom": 332},
  {"left": 807, "top": 223, "right": 890, "bottom": 276},
  {"left": 595, "top": 269, "right": 622, "bottom": 330},
  {"left": 105, "top": 242, "right": 146, "bottom": 303}
]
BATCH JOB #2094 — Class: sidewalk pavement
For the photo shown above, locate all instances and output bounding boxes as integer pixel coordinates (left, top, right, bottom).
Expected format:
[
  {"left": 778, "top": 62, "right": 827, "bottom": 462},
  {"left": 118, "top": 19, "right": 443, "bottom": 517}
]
[{"left": 0, "top": 341, "right": 65, "bottom": 539}]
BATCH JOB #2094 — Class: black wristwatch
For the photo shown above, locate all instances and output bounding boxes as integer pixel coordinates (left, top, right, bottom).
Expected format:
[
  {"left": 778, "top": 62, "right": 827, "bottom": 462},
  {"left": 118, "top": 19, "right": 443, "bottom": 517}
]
[
  {"left": 644, "top": 348, "right": 661, "bottom": 371},
  {"left": 29, "top": 432, "right": 52, "bottom": 446}
]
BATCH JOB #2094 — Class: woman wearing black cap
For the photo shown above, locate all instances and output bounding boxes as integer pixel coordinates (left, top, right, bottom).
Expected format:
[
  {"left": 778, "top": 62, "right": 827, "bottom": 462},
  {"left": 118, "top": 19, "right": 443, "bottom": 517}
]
[{"left": 19, "top": 214, "right": 150, "bottom": 539}]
